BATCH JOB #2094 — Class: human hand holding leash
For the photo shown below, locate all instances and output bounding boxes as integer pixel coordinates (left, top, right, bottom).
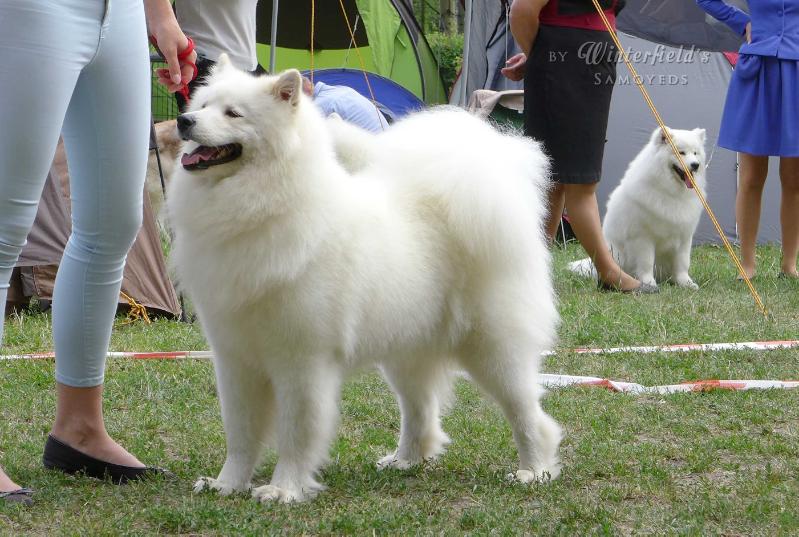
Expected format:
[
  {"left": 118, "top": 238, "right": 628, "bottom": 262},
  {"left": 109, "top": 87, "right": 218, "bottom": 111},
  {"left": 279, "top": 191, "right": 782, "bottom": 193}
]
[
  {"left": 151, "top": 35, "right": 197, "bottom": 104},
  {"left": 144, "top": 0, "right": 197, "bottom": 93}
]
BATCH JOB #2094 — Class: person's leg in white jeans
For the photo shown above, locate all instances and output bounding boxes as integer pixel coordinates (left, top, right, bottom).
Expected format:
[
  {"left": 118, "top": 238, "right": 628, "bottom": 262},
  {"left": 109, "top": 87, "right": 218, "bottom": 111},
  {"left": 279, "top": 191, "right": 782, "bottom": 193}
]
[{"left": 0, "top": 0, "right": 152, "bottom": 479}]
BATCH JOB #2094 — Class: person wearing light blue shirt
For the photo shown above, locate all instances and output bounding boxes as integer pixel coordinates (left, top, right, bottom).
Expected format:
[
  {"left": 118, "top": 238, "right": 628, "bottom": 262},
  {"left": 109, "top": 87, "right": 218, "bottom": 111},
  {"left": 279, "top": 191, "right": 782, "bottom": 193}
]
[
  {"left": 697, "top": 0, "right": 799, "bottom": 279},
  {"left": 303, "top": 78, "right": 390, "bottom": 133}
]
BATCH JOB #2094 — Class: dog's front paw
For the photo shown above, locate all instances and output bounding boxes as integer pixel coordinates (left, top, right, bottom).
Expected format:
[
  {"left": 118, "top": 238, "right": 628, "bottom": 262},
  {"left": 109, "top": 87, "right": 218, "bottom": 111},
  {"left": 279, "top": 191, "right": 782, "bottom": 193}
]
[
  {"left": 252, "top": 484, "right": 311, "bottom": 504},
  {"left": 677, "top": 279, "right": 699, "bottom": 290},
  {"left": 507, "top": 465, "right": 561, "bottom": 484},
  {"left": 193, "top": 476, "right": 247, "bottom": 496},
  {"left": 640, "top": 276, "right": 658, "bottom": 287},
  {"left": 376, "top": 453, "right": 416, "bottom": 470}
]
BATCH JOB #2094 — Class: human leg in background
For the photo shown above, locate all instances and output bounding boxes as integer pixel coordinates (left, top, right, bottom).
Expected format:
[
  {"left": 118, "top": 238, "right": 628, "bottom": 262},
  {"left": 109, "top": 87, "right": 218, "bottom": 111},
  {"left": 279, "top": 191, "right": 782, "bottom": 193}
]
[
  {"left": 735, "top": 153, "right": 769, "bottom": 279},
  {"left": 545, "top": 184, "right": 567, "bottom": 244},
  {"left": 0, "top": 0, "right": 95, "bottom": 495},
  {"left": 735, "top": 153, "right": 768, "bottom": 278},
  {"left": 46, "top": 0, "right": 152, "bottom": 469},
  {"left": 779, "top": 157, "right": 799, "bottom": 276},
  {"left": 564, "top": 183, "right": 641, "bottom": 291}
]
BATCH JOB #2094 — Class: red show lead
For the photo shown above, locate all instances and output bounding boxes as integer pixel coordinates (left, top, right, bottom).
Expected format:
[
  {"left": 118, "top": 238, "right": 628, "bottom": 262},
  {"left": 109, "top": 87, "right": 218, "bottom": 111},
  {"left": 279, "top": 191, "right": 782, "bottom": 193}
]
[{"left": 149, "top": 35, "right": 197, "bottom": 104}]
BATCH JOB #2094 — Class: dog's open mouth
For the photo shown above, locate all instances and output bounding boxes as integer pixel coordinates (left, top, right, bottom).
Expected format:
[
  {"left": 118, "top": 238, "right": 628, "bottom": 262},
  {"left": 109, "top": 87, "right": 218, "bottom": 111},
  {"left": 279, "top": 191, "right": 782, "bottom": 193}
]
[
  {"left": 181, "top": 143, "right": 243, "bottom": 170},
  {"left": 672, "top": 164, "right": 694, "bottom": 189}
]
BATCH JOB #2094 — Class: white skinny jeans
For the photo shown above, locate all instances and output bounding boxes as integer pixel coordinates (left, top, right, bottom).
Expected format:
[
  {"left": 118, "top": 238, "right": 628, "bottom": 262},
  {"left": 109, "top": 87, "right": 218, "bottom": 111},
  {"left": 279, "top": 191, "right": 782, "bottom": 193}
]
[{"left": 0, "top": 0, "right": 150, "bottom": 386}]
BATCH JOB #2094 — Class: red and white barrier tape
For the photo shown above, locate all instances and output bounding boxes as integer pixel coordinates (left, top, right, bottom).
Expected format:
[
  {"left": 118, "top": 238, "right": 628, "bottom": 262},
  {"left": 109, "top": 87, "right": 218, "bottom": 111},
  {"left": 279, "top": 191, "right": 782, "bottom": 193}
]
[
  {"left": 540, "top": 374, "right": 799, "bottom": 394},
  {"left": 0, "top": 351, "right": 212, "bottom": 361},
  {"left": 543, "top": 339, "right": 799, "bottom": 356},
  {"left": 2, "top": 344, "right": 798, "bottom": 394},
  {"left": 2, "top": 340, "right": 797, "bottom": 362}
]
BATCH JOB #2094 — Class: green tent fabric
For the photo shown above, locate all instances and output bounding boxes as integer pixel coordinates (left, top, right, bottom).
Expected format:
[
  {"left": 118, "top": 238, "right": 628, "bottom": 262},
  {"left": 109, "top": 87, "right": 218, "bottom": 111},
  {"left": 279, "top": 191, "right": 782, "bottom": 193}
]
[
  {"left": 355, "top": 0, "right": 401, "bottom": 78},
  {"left": 254, "top": 0, "right": 446, "bottom": 105}
]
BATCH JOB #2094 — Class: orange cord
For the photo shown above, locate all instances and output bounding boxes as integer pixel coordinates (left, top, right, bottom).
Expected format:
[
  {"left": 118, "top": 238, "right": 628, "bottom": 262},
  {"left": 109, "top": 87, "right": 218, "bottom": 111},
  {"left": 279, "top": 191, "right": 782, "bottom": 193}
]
[
  {"left": 336, "top": 0, "right": 387, "bottom": 130},
  {"left": 118, "top": 291, "right": 151, "bottom": 325},
  {"left": 310, "top": 0, "right": 315, "bottom": 84}
]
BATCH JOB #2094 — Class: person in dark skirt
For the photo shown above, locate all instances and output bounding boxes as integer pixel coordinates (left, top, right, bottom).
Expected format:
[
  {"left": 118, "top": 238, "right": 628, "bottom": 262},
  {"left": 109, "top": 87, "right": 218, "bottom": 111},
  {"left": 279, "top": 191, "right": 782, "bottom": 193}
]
[
  {"left": 697, "top": 0, "right": 799, "bottom": 279},
  {"left": 503, "top": 0, "right": 654, "bottom": 293}
]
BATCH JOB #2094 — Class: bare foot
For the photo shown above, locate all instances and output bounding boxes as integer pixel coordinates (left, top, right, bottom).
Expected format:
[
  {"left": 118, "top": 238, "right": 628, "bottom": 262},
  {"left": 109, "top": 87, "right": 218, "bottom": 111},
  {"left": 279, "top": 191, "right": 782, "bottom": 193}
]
[
  {"left": 0, "top": 465, "right": 22, "bottom": 493},
  {"left": 598, "top": 270, "right": 641, "bottom": 292},
  {"left": 735, "top": 268, "right": 757, "bottom": 280},
  {"left": 779, "top": 260, "right": 798, "bottom": 278}
]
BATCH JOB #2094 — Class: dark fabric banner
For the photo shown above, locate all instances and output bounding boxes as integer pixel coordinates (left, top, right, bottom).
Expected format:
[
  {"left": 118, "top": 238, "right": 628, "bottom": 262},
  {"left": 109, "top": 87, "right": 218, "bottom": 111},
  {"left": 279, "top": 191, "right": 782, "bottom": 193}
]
[{"left": 617, "top": 0, "right": 748, "bottom": 52}]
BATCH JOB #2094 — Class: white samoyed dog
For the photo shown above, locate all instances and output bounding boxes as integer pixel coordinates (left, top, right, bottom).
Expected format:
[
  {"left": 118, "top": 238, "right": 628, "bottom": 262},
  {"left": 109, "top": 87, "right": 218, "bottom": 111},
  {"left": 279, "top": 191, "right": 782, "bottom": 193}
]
[
  {"left": 569, "top": 127, "right": 707, "bottom": 289},
  {"left": 166, "top": 56, "right": 561, "bottom": 504}
]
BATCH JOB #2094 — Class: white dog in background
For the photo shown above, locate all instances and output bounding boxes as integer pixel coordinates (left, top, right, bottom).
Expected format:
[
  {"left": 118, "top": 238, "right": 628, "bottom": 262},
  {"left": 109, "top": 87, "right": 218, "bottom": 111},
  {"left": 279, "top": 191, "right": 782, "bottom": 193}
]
[
  {"left": 569, "top": 127, "right": 707, "bottom": 290},
  {"left": 167, "top": 56, "right": 561, "bottom": 504}
]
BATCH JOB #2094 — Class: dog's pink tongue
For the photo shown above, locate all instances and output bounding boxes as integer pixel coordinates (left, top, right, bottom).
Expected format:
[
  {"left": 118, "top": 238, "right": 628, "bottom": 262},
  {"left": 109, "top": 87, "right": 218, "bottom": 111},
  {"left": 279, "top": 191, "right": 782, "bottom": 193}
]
[
  {"left": 685, "top": 177, "right": 694, "bottom": 189},
  {"left": 181, "top": 146, "right": 217, "bottom": 167},
  {"left": 181, "top": 153, "right": 199, "bottom": 166}
]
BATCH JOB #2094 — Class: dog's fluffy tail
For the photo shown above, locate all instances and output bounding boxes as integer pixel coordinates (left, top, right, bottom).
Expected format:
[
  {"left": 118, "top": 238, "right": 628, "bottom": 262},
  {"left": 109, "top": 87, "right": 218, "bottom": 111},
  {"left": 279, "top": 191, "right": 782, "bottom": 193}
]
[
  {"left": 567, "top": 258, "right": 597, "bottom": 279},
  {"left": 325, "top": 113, "right": 379, "bottom": 174}
]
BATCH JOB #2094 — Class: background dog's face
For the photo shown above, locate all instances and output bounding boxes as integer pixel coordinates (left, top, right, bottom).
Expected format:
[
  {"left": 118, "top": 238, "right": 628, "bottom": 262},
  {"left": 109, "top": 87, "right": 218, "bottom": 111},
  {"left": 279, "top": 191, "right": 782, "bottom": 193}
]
[
  {"left": 652, "top": 127, "right": 707, "bottom": 189},
  {"left": 175, "top": 56, "right": 305, "bottom": 181}
]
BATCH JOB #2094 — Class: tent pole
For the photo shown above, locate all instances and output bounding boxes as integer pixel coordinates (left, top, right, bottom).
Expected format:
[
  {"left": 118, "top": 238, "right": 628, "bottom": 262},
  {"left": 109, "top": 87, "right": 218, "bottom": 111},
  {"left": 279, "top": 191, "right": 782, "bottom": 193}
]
[
  {"left": 269, "top": 0, "right": 279, "bottom": 73},
  {"left": 459, "top": 0, "right": 473, "bottom": 107}
]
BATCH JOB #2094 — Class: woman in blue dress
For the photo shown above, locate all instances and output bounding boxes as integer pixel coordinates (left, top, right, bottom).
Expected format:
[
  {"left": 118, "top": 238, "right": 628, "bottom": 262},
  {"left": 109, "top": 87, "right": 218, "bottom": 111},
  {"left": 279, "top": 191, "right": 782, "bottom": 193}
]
[{"left": 697, "top": 0, "right": 799, "bottom": 278}]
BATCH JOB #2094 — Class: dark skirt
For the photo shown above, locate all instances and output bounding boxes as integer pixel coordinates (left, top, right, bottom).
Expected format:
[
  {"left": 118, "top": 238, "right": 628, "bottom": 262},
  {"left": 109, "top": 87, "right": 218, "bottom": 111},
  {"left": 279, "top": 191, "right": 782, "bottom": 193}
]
[
  {"left": 719, "top": 54, "right": 799, "bottom": 157},
  {"left": 524, "top": 25, "right": 617, "bottom": 184}
]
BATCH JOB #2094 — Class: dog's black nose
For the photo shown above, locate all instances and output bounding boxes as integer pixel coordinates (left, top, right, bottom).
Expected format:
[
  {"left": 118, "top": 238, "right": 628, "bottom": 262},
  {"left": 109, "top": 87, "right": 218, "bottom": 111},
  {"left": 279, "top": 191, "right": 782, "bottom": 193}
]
[
  {"left": 691, "top": 162, "right": 700, "bottom": 171},
  {"left": 176, "top": 114, "right": 196, "bottom": 139}
]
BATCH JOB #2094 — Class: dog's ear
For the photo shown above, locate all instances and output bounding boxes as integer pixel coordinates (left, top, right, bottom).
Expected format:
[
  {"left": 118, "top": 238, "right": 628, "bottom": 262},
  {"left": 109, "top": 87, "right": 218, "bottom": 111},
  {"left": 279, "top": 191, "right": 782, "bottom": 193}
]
[
  {"left": 650, "top": 126, "right": 667, "bottom": 145},
  {"left": 272, "top": 69, "right": 303, "bottom": 107},
  {"left": 693, "top": 128, "right": 707, "bottom": 145},
  {"left": 657, "top": 127, "right": 673, "bottom": 145},
  {"left": 212, "top": 53, "right": 234, "bottom": 76}
]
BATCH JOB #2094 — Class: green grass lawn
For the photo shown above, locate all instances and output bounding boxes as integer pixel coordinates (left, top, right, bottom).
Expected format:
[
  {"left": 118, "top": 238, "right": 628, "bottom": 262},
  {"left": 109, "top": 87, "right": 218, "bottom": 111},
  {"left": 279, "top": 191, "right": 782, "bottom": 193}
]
[{"left": 1, "top": 244, "right": 797, "bottom": 535}]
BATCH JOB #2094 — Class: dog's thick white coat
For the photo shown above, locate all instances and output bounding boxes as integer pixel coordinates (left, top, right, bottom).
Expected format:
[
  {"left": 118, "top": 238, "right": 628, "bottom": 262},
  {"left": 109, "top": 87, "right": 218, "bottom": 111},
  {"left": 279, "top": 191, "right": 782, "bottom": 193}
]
[
  {"left": 569, "top": 127, "right": 707, "bottom": 289},
  {"left": 167, "top": 58, "right": 560, "bottom": 503}
]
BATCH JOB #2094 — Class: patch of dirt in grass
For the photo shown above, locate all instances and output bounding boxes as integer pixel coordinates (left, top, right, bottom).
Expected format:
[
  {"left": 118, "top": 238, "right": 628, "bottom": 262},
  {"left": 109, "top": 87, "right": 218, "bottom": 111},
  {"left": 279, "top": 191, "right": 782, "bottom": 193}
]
[
  {"left": 449, "top": 495, "right": 481, "bottom": 512},
  {"left": 634, "top": 432, "right": 660, "bottom": 443},
  {"left": 675, "top": 469, "right": 739, "bottom": 488},
  {"left": 674, "top": 459, "right": 773, "bottom": 488},
  {"left": 771, "top": 423, "right": 798, "bottom": 439}
]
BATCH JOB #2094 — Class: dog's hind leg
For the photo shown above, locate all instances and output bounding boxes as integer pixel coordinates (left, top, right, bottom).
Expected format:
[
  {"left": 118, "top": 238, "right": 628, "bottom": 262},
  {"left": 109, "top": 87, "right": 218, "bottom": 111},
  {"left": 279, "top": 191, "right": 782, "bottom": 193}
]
[
  {"left": 252, "top": 360, "right": 342, "bottom": 504},
  {"left": 377, "top": 360, "right": 452, "bottom": 470},
  {"left": 194, "top": 353, "right": 276, "bottom": 496},
  {"left": 458, "top": 339, "right": 562, "bottom": 483}
]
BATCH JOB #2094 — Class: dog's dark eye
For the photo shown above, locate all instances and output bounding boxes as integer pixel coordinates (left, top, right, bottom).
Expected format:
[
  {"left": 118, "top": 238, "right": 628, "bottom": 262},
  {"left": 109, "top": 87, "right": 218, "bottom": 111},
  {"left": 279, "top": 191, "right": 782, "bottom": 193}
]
[
  {"left": 226, "top": 108, "right": 242, "bottom": 118},
  {"left": 679, "top": 151, "right": 686, "bottom": 155}
]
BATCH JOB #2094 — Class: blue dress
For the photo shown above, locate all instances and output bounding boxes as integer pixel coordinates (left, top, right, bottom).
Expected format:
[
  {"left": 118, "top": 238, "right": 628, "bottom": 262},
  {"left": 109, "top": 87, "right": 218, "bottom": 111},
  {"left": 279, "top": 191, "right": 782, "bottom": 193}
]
[{"left": 696, "top": 0, "right": 799, "bottom": 157}]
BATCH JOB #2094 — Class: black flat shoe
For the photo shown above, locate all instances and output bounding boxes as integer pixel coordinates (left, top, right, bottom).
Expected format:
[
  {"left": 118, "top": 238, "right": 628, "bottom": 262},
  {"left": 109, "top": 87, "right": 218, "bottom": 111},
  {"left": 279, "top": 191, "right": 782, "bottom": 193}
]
[
  {"left": 42, "top": 435, "right": 172, "bottom": 484},
  {"left": 0, "top": 488, "right": 34, "bottom": 506}
]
